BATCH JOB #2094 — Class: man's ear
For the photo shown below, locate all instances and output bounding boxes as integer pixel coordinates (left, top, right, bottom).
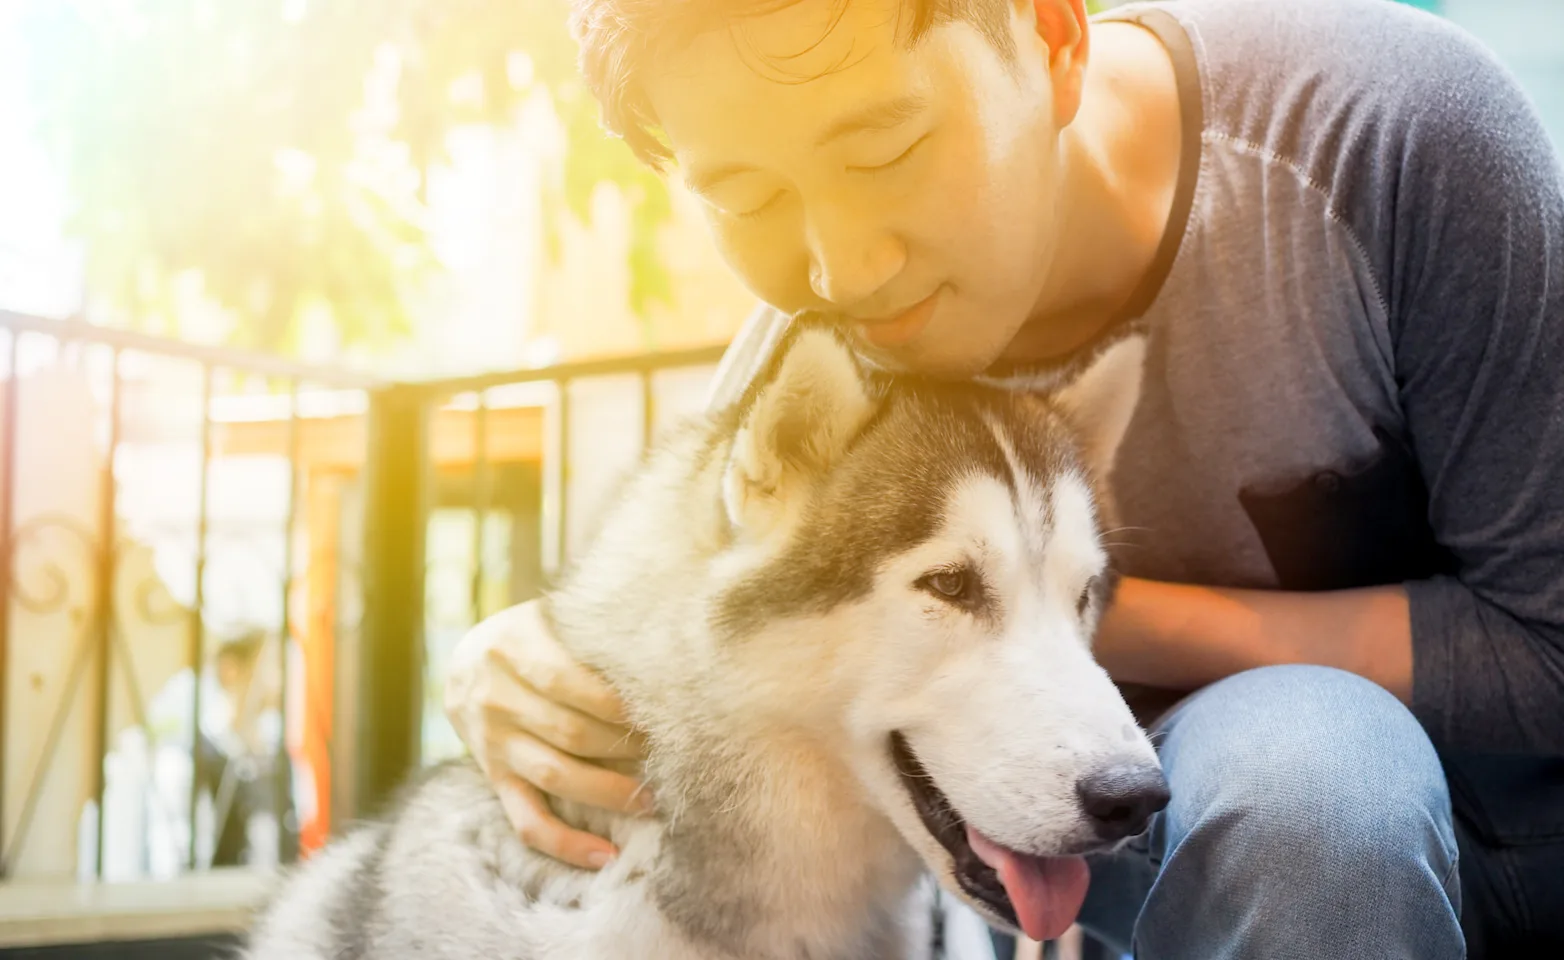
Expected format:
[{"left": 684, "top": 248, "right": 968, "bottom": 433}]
[
  {"left": 722, "top": 326, "right": 878, "bottom": 537},
  {"left": 1013, "top": 0, "right": 1090, "bottom": 128},
  {"left": 1052, "top": 333, "right": 1146, "bottom": 483}
]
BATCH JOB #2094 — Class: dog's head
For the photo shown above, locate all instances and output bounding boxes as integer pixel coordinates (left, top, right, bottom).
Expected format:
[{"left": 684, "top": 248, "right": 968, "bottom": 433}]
[{"left": 712, "top": 323, "right": 1166, "bottom": 941}]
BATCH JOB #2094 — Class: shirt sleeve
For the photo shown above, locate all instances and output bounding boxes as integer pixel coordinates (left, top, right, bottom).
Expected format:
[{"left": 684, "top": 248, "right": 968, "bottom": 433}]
[
  {"left": 702, "top": 302, "right": 793, "bottom": 415},
  {"left": 1367, "top": 25, "right": 1564, "bottom": 754}
]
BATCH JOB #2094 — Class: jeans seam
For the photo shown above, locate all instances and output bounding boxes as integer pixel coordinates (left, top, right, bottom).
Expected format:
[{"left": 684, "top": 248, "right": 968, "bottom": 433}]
[{"left": 1439, "top": 853, "right": 1460, "bottom": 898}]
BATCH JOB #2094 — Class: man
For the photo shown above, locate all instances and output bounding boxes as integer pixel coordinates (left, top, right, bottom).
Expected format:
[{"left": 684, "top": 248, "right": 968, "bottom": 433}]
[{"left": 443, "top": 0, "right": 1564, "bottom": 956}]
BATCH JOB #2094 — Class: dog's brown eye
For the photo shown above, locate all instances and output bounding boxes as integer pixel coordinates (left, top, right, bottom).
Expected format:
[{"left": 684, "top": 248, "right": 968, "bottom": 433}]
[
  {"left": 913, "top": 569, "right": 969, "bottom": 606},
  {"left": 928, "top": 570, "right": 967, "bottom": 598},
  {"left": 916, "top": 566, "right": 990, "bottom": 615}
]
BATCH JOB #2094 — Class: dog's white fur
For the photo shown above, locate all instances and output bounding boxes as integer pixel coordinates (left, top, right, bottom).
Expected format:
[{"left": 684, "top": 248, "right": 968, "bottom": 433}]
[{"left": 245, "top": 326, "right": 1159, "bottom": 960}]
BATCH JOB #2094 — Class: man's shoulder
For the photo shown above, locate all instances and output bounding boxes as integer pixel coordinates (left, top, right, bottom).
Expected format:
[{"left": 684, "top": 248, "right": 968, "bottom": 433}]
[
  {"left": 1117, "top": 0, "right": 1531, "bottom": 161},
  {"left": 1117, "top": 0, "right": 1552, "bottom": 301},
  {"left": 1130, "top": 0, "right": 1495, "bottom": 74}
]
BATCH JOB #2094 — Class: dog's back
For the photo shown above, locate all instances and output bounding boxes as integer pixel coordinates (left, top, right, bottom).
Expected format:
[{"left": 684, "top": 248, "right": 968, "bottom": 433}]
[
  {"left": 245, "top": 763, "right": 531, "bottom": 959},
  {"left": 246, "top": 760, "right": 686, "bottom": 960}
]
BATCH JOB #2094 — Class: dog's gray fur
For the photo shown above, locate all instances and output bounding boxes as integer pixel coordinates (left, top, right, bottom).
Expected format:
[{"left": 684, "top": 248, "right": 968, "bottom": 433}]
[{"left": 244, "top": 323, "right": 1160, "bottom": 959}]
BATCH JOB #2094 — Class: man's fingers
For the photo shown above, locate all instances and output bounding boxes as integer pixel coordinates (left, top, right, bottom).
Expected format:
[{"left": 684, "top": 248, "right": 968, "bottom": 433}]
[
  {"left": 502, "top": 732, "right": 653, "bottom": 816},
  {"left": 474, "top": 662, "right": 643, "bottom": 760},
  {"left": 494, "top": 777, "right": 619, "bottom": 871},
  {"left": 442, "top": 598, "right": 654, "bottom": 868},
  {"left": 487, "top": 605, "right": 630, "bottom": 725},
  {"left": 537, "top": 660, "right": 630, "bottom": 727}
]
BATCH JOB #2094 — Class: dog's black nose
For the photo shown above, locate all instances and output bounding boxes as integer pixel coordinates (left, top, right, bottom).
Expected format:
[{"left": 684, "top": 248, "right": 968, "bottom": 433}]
[{"left": 1077, "top": 764, "right": 1170, "bottom": 841}]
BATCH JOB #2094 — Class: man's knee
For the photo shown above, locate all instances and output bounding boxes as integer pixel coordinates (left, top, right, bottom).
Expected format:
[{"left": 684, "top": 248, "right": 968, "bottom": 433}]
[
  {"left": 1155, "top": 665, "right": 1456, "bottom": 875},
  {"left": 1118, "top": 665, "right": 1466, "bottom": 959}
]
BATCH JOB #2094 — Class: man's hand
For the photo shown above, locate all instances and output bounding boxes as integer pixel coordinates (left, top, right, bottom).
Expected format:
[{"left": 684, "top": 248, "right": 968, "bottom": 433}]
[{"left": 443, "top": 600, "right": 653, "bottom": 869}]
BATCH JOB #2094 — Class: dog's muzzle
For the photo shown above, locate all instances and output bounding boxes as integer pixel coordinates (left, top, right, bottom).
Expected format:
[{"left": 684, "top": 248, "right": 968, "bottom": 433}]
[{"left": 888, "top": 732, "right": 1020, "bottom": 928}]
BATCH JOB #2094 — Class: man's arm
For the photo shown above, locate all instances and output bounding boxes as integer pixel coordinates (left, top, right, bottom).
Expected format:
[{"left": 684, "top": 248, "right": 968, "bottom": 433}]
[
  {"left": 1096, "top": 579, "right": 1414, "bottom": 702},
  {"left": 1102, "top": 18, "right": 1564, "bottom": 755}
]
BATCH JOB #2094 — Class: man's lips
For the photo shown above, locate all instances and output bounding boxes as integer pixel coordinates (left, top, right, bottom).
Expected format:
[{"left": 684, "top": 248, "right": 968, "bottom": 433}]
[{"left": 854, "top": 288, "right": 941, "bottom": 348}]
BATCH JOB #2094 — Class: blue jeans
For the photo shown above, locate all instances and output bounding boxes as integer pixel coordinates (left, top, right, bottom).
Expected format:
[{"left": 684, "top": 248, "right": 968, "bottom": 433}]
[{"left": 991, "top": 665, "right": 1467, "bottom": 959}]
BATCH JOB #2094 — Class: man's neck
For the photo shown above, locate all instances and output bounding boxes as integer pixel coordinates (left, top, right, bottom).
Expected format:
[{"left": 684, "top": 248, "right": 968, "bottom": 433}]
[{"left": 1005, "top": 20, "right": 1185, "bottom": 365}]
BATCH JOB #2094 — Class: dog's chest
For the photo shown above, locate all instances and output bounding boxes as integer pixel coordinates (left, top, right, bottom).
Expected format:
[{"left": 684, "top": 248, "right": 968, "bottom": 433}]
[{"left": 639, "top": 810, "right": 928, "bottom": 960}]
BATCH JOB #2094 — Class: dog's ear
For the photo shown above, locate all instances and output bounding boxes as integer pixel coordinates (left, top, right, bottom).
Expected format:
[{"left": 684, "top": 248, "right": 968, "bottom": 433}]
[
  {"left": 723, "top": 326, "right": 877, "bottom": 536},
  {"left": 1052, "top": 333, "right": 1147, "bottom": 482}
]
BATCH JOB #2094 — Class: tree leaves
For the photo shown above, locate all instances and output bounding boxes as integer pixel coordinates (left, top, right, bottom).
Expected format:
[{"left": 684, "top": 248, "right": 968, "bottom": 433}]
[
  {"left": 20, "top": 0, "right": 1118, "bottom": 355},
  {"left": 19, "top": 0, "right": 670, "bottom": 354}
]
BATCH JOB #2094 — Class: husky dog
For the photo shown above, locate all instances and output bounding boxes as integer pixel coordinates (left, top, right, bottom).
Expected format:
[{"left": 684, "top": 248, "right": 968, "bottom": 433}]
[{"left": 245, "top": 322, "right": 1169, "bottom": 960}]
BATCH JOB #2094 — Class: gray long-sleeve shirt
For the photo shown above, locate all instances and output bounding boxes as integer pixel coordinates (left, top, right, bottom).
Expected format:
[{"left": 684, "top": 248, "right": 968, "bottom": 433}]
[{"left": 706, "top": 0, "right": 1564, "bottom": 840}]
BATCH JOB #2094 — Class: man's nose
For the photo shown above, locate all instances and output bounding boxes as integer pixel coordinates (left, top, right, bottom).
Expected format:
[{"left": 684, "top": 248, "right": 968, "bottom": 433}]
[{"left": 804, "top": 204, "right": 904, "bottom": 307}]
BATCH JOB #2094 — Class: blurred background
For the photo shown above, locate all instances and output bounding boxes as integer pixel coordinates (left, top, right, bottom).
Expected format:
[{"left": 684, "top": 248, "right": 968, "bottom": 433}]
[{"left": 0, "top": 0, "right": 1557, "bottom": 958}]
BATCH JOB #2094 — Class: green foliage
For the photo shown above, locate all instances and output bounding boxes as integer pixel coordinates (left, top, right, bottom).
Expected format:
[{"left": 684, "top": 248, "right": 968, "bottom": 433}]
[
  {"left": 20, "top": 0, "right": 673, "bottom": 353},
  {"left": 552, "top": 82, "right": 674, "bottom": 337},
  {"left": 22, "top": 0, "right": 1124, "bottom": 354}
]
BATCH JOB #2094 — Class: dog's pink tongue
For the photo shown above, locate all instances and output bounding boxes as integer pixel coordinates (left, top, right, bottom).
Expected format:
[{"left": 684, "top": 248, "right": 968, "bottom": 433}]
[{"left": 966, "top": 827, "right": 1090, "bottom": 943}]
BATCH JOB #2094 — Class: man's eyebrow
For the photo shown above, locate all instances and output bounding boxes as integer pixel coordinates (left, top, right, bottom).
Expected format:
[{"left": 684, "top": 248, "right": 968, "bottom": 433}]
[
  {"left": 684, "top": 162, "right": 757, "bottom": 196},
  {"left": 815, "top": 94, "right": 929, "bottom": 146}
]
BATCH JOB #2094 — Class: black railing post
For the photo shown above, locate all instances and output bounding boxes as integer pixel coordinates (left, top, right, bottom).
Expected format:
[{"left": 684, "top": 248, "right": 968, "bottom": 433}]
[
  {"left": 187, "top": 363, "right": 213, "bottom": 871},
  {"left": 357, "top": 384, "right": 429, "bottom": 817},
  {"left": 555, "top": 379, "right": 571, "bottom": 572},
  {"left": 0, "top": 333, "right": 16, "bottom": 877},
  {"left": 470, "top": 393, "right": 488, "bottom": 626},
  {"left": 276, "top": 378, "right": 300, "bottom": 865},
  {"left": 92, "top": 347, "right": 123, "bottom": 878}
]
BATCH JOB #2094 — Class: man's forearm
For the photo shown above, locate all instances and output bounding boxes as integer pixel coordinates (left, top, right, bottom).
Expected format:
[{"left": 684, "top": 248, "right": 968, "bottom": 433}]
[{"left": 1095, "top": 577, "right": 1414, "bottom": 702}]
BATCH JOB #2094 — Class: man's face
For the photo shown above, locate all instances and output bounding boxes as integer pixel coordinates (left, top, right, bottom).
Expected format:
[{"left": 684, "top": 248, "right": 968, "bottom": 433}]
[{"left": 645, "top": 0, "right": 1069, "bottom": 377}]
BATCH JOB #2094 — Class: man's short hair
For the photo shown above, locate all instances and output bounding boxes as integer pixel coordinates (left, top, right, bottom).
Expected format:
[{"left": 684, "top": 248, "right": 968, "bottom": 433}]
[{"left": 570, "top": 0, "right": 1016, "bottom": 168}]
